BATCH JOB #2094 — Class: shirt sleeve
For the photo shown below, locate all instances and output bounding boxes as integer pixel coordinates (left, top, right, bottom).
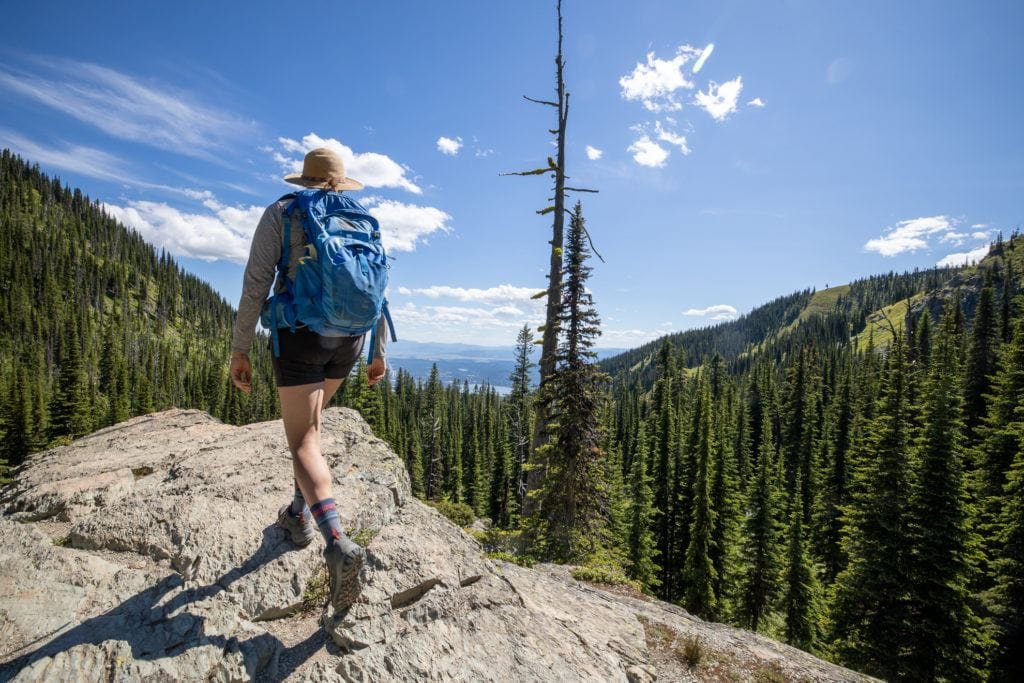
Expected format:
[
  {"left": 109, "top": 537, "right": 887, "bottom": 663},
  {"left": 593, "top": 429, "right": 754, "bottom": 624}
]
[
  {"left": 372, "top": 312, "right": 388, "bottom": 363},
  {"left": 231, "top": 204, "right": 281, "bottom": 354}
]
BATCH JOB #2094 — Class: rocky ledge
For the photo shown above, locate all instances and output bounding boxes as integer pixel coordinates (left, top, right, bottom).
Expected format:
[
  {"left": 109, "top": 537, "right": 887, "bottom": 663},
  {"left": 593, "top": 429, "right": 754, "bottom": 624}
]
[{"left": 0, "top": 408, "right": 871, "bottom": 682}]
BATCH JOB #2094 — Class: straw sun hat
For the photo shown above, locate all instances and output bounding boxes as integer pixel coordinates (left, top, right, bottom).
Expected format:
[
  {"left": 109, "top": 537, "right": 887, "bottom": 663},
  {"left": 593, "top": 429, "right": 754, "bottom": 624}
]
[{"left": 283, "top": 147, "right": 364, "bottom": 191}]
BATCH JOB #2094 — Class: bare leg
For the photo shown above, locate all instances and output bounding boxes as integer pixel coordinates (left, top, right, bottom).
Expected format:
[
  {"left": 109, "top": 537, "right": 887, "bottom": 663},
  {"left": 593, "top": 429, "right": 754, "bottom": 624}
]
[
  {"left": 322, "top": 377, "right": 345, "bottom": 410},
  {"left": 279, "top": 382, "right": 333, "bottom": 505}
]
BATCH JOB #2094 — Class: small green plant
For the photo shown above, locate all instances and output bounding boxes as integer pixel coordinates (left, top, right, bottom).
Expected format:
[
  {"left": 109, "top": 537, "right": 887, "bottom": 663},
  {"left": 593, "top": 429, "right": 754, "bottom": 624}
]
[
  {"left": 678, "top": 636, "right": 704, "bottom": 669},
  {"left": 570, "top": 552, "right": 643, "bottom": 592},
  {"left": 485, "top": 551, "right": 536, "bottom": 568},
  {"left": 300, "top": 564, "right": 329, "bottom": 614},
  {"left": 52, "top": 535, "right": 70, "bottom": 547},
  {"left": 349, "top": 527, "right": 378, "bottom": 547},
  {"left": 426, "top": 499, "right": 476, "bottom": 527},
  {"left": 753, "top": 664, "right": 788, "bottom": 682}
]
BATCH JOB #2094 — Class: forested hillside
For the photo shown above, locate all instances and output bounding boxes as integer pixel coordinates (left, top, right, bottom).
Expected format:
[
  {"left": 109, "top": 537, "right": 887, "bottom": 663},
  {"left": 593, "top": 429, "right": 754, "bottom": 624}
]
[
  {"left": 598, "top": 255, "right": 1011, "bottom": 387},
  {"left": 0, "top": 151, "right": 280, "bottom": 470}
]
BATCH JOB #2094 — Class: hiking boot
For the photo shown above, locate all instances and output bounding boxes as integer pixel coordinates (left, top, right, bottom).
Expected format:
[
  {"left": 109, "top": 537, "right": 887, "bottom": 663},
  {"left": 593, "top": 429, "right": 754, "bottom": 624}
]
[
  {"left": 324, "top": 534, "right": 365, "bottom": 612},
  {"left": 276, "top": 504, "right": 316, "bottom": 547}
]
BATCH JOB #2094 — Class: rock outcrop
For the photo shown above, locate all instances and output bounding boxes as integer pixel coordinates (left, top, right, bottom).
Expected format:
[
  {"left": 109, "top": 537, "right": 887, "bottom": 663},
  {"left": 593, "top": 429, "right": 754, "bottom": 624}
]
[{"left": 0, "top": 408, "right": 871, "bottom": 682}]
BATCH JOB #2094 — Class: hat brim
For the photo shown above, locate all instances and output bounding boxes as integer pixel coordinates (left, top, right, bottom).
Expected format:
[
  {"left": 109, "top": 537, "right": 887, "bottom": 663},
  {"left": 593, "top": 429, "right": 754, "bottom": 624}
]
[{"left": 283, "top": 173, "right": 364, "bottom": 191}]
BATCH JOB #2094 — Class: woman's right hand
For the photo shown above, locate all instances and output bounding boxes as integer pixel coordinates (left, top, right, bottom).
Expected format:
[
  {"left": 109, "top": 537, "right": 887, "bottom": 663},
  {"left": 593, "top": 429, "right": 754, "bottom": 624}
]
[{"left": 230, "top": 352, "right": 252, "bottom": 394}]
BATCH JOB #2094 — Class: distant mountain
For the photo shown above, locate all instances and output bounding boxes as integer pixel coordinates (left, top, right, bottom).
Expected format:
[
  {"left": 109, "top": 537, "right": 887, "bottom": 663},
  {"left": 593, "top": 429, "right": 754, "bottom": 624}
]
[
  {"left": 388, "top": 340, "right": 626, "bottom": 389},
  {"left": 601, "top": 232, "right": 1023, "bottom": 390}
]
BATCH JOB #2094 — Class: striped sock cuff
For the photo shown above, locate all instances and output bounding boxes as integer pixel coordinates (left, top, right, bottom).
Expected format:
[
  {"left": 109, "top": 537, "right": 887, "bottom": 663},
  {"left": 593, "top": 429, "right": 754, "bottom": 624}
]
[{"left": 309, "top": 498, "right": 338, "bottom": 522}]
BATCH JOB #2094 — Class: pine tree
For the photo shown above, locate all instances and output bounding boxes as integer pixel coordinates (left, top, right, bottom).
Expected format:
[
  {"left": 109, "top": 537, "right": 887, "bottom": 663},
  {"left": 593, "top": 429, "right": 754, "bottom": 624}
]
[
  {"left": 527, "top": 202, "right": 608, "bottom": 562},
  {"left": 831, "top": 334, "right": 915, "bottom": 679},
  {"left": 710, "top": 386, "right": 742, "bottom": 619},
  {"left": 964, "top": 278, "right": 999, "bottom": 441},
  {"left": 627, "top": 420, "right": 660, "bottom": 589},
  {"left": 488, "top": 408, "right": 512, "bottom": 526},
  {"left": 989, "top": 432, "right": 1024, "bottom": 682},
  {"left": 49, "top": 316, "right": 92, "bottom": 441},
  {"left": 817, "top": 359, "right": 853, "bottom": 582},
  {"left": 739, "top": 408, "right": 783, "bottom": 632},
  {"left": 507, "top": 324, "right": 534, "bottom": 522},
  {"left": 651, "top": 339, "right": 677, "bottom": 594},
  {"left": 422, "top": 364, "right": 445, "bottom": 499},
  {"left": 905, "top": 309, "right": 985, "bottom": 681},
  {"left": 782, "top": 476, "right": 822, "bottom": 652},
  {"left": 683, "top": 373, "right": 717, "bottom": 617}
]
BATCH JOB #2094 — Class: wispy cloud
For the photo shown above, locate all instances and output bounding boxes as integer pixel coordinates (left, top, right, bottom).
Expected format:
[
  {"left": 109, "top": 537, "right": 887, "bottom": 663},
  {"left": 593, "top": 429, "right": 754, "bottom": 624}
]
[
  {"left": 436, "top": 136, "right": 463, "bottom": 155},
  {"left": 694, "top": 77, "right": 743, "bottom": 121},
  {"left": 937, "top": 244, "right": 989, "bottom": 267},
  {"left": 359, "top": 197, "right": 451, "bottom": 252},
  {"left": 654, "top": 120, "right": 691, "bottom": 155},
  {"left": 826, "top": 58, "right": 854, "bottom": 85},
  {"left": 274, "top": 133, "right": 422, "bottom": 195},
  {"left": 747, "top": 97, "right": 766, "bottom": 107},
  {"left": 619, "top": 45, "right": 704, "bottom": 112},
  {"left": 0, "top": 129, "right": 133, "bottom": 183},
  {"left": 585, "top": 145, "right": 604, "bottom": 160},
  {"left": 0, "top": 59, "right": 255, "bottom": 159},
  {"left": 683, "top": 304, "right": 739, "bottom": 320},
  {"left": 0, "top": 130, "right": 217, "bottom": 198}
]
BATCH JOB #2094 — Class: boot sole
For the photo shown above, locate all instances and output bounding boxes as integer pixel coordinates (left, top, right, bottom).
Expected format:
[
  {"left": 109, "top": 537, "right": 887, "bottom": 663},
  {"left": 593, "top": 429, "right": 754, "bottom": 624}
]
[{"left": 327, "top": 548, "right": 365, "bottom": 612}]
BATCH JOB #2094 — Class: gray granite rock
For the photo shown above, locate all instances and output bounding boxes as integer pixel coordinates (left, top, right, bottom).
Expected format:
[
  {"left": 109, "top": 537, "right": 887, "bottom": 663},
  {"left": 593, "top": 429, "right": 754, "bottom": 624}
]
[{"left": 0, "top": 408, "right": 872, "bottom": 682}]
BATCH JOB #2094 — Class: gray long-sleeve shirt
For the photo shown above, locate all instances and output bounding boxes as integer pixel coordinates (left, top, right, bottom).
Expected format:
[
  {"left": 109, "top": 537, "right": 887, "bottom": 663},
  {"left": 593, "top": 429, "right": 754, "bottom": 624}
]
[{"left": 230, "top": 196, "right": 388, "bottom": 362}]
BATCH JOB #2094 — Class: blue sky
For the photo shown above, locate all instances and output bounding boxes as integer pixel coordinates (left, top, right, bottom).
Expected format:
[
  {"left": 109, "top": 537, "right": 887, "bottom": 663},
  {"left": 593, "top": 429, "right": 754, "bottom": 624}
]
[{"left": 2, "top": 1, "right": 1022, "bottom": 349}]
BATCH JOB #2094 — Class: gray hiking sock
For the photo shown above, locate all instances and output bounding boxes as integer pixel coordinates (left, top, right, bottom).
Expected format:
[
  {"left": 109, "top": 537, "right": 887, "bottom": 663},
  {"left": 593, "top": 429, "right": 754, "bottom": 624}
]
[
  {"left": 290, "top": 479, "right": 308, "bottom": 517},
  {"left": 310, "top": 498, "right": 343, "bottom": 545}
]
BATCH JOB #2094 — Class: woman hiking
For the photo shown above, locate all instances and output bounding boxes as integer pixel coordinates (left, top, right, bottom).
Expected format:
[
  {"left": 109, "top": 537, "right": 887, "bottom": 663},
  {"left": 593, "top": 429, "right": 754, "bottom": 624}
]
[{"left": 229, "top": 146, "right": 395, "bottom": 614}]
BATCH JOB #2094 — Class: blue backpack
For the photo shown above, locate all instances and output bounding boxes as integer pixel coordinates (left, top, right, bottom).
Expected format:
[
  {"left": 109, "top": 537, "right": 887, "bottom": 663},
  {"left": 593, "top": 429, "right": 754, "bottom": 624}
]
[{"left": 260, "top": 189, "right": 396, "bottom": 361}]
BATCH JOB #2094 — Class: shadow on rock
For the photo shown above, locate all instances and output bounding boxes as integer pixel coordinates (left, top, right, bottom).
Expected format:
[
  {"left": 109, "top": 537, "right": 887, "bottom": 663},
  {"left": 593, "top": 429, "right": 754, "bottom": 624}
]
[{"left": 0, "top": 524, "right": 332, "bottom": 682}]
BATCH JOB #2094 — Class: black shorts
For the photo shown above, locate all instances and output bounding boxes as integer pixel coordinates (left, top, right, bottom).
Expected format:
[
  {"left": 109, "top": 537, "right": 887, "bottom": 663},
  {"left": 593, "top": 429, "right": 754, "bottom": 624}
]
[{"left": 269, "top": 327, "right": 365, "bottom": 387}]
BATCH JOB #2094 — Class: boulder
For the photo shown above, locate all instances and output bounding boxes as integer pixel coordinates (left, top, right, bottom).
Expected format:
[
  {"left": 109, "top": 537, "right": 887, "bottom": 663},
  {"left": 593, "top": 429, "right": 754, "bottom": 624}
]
[{"left": 0, "top": 408, "right": 873, "bottom": 682}]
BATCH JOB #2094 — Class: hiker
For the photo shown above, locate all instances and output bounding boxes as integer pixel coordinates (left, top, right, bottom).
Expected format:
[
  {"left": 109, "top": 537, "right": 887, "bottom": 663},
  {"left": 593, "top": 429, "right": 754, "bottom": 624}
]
[{"left": 229, "top": 146, "right": 396, "bottom": 614}]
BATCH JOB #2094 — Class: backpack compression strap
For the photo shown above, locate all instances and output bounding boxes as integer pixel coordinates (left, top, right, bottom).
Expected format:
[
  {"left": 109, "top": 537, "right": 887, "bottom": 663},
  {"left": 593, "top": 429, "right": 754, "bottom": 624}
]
[
  {"left": 271, "top": 199, "right": 301, "bottom": 357},
  {"left": 367, "top": 300, "right": 398, "bottom": 365}
]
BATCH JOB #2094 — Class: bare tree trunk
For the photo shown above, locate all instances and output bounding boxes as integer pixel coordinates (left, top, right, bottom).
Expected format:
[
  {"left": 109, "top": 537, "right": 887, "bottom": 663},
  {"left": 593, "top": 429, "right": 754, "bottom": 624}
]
[{"left": 503, "top": 0, "right": 596, "bottom": 518}]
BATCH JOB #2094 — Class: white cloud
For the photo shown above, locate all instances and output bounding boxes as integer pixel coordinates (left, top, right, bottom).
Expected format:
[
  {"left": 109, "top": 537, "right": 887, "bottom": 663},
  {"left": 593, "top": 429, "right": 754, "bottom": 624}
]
[
  {"left": 628, "top": 135, "right": 669, "bottom": 168},
  {"left": 274, "top": 133, "right": 422, "bottom": 194},
  {"left": 0, "top": 60, "right": 254, "bottom": 159},
  {"left": 937, "top": 244, "right": 990, "bottom": 267},
  {"left": 683, "top": 304, "right": 739, "bottom": 320},
  {"left": 972, "top": 231, "right": 992, "bottom": 240},
  {"left": 747, "top": 97, "right": 766, "bottom": 107},
  {"left": 585, "top": 145, "right": 604, "bottom": 160},
  {"left": 619, "top": 45, "right": 704, "bottom": 112},
  {"left": 103, "top": 198, "right": 263, "bottom": 263},
  {"left": 391, "top": 299, "right": 546, "bottom": 345},
  {"left": 864, "top": 215, "right": 955, "bottom": 256},
  {"left": 692, "top": 44, "right": 714, "bottom": 74},
  {"left": 654, "top": 121, "right": 691, "bottom": 155},
  {"left": 398, "top": 284, "right": 537, "bottom": 304},
  {"left": 436, "top": 136, "right": 463, "bottom": 155},
  {"left": 364, "top": 199, "right": 451, "bottom": 252},
  {"left": 971, "top": 223, "right": 988, "bottom": 229},
  {"left": 694, "top": 77, "right": 743, "bottom": 121}
]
